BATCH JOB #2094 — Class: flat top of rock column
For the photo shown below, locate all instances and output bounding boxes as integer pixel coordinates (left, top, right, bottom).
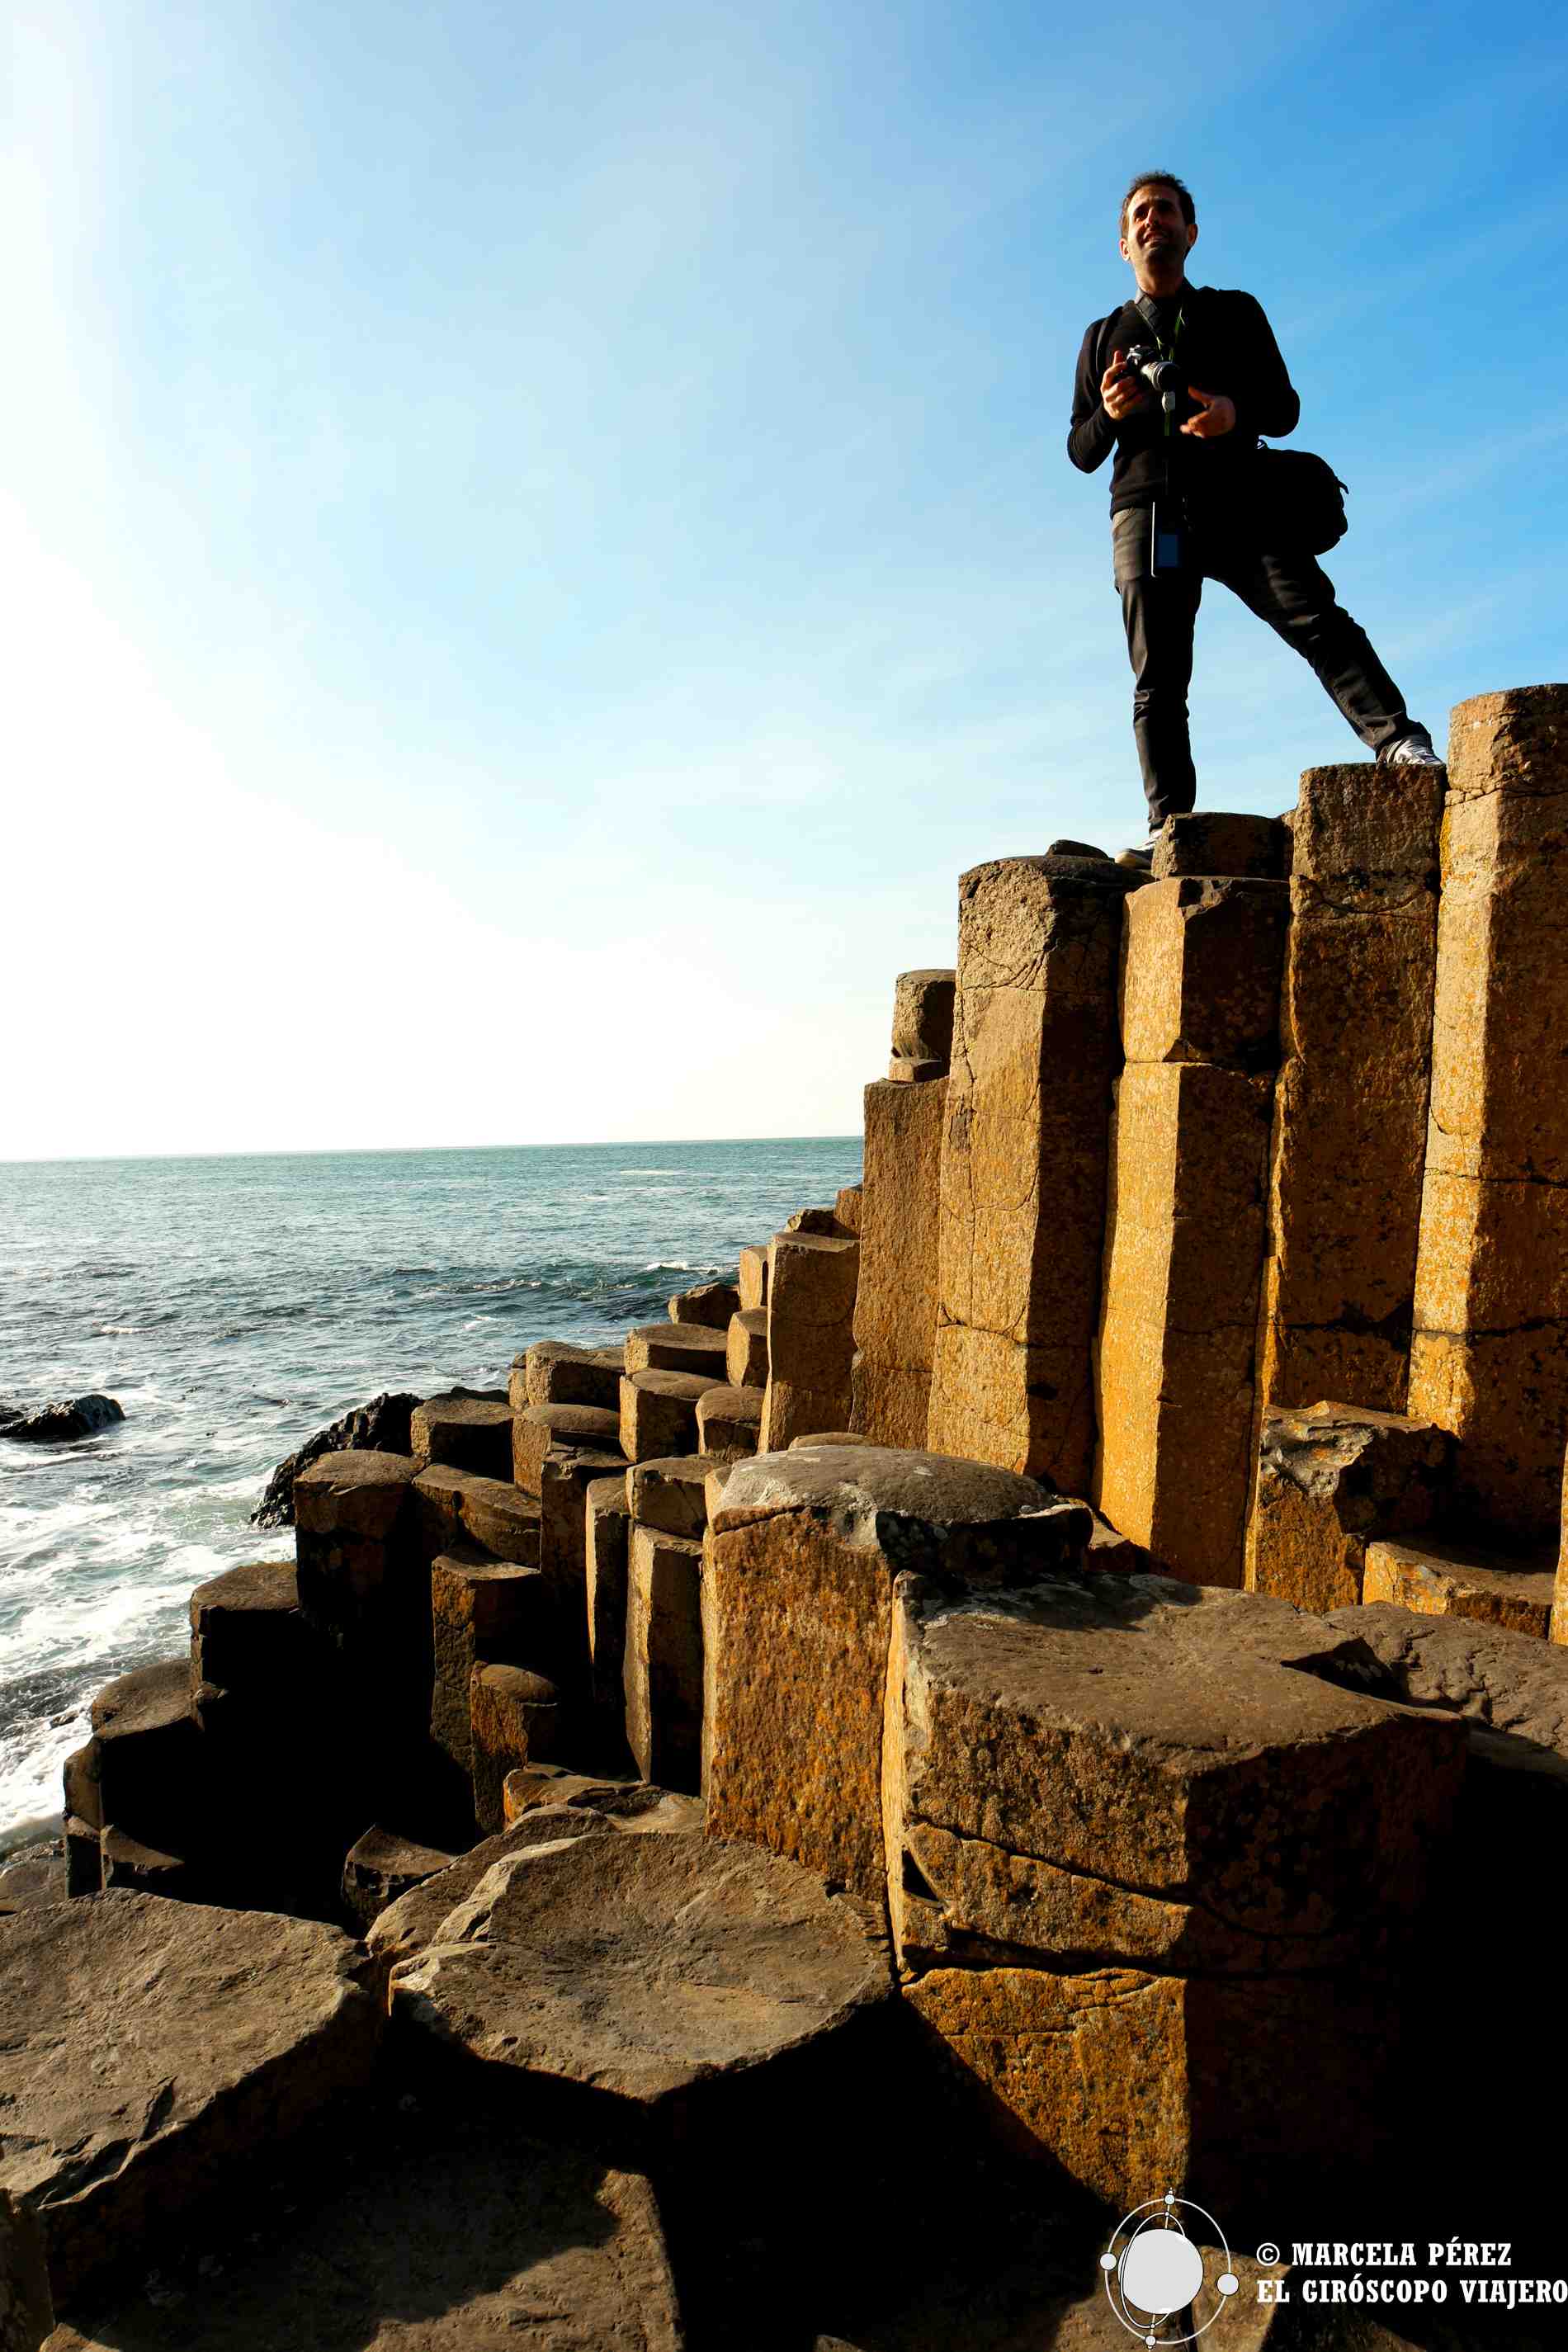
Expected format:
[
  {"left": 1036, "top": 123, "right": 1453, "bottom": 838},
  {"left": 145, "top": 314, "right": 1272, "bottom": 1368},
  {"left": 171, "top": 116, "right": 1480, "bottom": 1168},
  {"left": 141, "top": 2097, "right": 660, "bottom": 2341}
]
[
  {"left": 89, "top": 1655, "right": 191, "bottom": 1736},
  {"left": 711, "top": 1444, "right": 1072, "bottom": 1542},
  {"left": 295, "top": 1448, "right": 419, "bottom": 1496},
  {"left": 389, "top": 1830, "right": 889, "bottom": 2106},
  {"left": 188, "top": 1560, "right": 299, "bottom": 1618},
  {"left": 0, "top": 1892, "right": 374, "bottom": 2213},
  {"left": 909, "top": 1575, "right": 1426, "bottom": 1759},
  {"left": 958, "top": 852, "right": 1141, "bottom": 898}
]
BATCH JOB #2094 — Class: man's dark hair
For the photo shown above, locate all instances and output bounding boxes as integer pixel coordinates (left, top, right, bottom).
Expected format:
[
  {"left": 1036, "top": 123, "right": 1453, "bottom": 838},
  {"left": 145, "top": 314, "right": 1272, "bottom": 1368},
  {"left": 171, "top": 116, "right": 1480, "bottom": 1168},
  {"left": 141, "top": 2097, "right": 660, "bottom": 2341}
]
[{"left": 1119, "top": 172, "right": 1196, "bottom": 240}]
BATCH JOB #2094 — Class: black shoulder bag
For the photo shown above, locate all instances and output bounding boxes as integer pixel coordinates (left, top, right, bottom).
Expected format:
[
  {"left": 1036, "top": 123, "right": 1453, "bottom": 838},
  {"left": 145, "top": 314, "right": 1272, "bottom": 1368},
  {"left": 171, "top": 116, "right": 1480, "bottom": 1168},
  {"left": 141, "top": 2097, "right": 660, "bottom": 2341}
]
[{"left": 1249, "top": 443, "right": 1350, "bottom": 555}]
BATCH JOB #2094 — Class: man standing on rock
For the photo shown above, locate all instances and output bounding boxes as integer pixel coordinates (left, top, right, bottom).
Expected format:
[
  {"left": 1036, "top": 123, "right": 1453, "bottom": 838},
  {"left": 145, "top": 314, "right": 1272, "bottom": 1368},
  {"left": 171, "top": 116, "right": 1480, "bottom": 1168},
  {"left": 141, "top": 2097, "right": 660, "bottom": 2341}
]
[{"left": 1069, "top": 172, "right": 1443, "bottom": 868}]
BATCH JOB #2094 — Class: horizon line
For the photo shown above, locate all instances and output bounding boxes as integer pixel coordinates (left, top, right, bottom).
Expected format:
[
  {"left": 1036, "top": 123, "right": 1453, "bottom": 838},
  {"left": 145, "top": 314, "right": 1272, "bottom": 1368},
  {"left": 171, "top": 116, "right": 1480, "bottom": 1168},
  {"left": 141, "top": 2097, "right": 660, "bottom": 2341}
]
[{"left": 0, "top": 1131, "right": 864, "bottom": 1173}]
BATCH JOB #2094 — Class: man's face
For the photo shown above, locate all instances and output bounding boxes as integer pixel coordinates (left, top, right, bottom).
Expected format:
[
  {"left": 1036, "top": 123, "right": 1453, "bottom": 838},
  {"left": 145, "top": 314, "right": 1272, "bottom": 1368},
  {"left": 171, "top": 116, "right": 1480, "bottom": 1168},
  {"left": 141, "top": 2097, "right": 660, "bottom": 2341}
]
[{"left": 1119, "top": 184, "right": 1197, "bottom": 274}]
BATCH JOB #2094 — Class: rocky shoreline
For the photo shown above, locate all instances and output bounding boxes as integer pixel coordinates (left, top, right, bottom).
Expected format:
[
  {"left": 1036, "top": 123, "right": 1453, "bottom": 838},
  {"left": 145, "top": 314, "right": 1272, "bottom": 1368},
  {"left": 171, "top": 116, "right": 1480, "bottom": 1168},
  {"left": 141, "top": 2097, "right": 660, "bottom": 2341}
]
[{"left": 7, "top": 685, "right": 1568, "bottom": 2350}]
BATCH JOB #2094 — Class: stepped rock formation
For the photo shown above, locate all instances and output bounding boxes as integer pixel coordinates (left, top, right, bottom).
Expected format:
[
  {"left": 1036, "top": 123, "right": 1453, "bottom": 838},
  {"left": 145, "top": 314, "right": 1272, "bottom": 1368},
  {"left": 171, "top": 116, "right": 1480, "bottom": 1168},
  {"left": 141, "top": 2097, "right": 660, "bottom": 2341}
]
[{"left": 32, "top": 679, "right": 1568, "bottom": 2347}]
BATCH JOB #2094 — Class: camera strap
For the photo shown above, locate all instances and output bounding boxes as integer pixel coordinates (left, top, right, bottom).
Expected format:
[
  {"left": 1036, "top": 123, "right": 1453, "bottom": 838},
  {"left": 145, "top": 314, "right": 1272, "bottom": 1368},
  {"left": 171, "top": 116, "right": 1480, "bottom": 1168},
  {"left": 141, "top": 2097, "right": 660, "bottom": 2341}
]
[{"left": 1131, "top": 290, "right": 1189, "bottom": 511}]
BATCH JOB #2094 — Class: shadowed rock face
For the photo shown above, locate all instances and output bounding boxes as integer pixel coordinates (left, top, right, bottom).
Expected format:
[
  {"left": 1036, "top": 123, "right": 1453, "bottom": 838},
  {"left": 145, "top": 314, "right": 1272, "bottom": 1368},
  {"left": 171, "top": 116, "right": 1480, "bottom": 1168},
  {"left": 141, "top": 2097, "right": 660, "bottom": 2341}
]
[
  {"left": 0, "top": 1892, "right": 379, "bottom": 2349},
  {"left": 388, "top": 1830, "right": 890, "bottom": 2115},
  {"left": 1259, "top": 763, "right": 1444, "bottom": 1418},
  {"left": 39, "top": 2093, "right": 684, "bottom": 2352}
]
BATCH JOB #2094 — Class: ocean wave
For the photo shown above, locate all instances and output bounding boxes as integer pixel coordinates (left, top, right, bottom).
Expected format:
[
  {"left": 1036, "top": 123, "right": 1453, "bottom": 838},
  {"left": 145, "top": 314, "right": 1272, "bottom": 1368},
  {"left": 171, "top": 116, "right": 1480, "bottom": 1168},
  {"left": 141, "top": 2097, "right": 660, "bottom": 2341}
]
[{"left": 0, "top": 1131, "right": 866, "bottom": 1844}]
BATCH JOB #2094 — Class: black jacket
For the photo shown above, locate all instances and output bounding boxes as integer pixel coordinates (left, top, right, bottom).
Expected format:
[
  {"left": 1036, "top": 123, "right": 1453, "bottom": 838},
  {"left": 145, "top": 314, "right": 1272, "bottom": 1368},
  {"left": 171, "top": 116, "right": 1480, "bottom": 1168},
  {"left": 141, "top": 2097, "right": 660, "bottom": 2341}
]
[{"left": 1068, "top": 285, "right": 1300, "bottom": 514}]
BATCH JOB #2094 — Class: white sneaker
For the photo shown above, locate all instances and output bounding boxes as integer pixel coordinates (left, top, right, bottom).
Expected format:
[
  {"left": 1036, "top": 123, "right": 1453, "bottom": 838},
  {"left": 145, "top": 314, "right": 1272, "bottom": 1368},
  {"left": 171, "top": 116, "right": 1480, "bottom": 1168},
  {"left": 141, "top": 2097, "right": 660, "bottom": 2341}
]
[
  {"left": 1116, "top": 834, "right": 1159, "bottom": 871},
  {"left": 1382, "top": 733, "right": 1445, "bottom": 768}
]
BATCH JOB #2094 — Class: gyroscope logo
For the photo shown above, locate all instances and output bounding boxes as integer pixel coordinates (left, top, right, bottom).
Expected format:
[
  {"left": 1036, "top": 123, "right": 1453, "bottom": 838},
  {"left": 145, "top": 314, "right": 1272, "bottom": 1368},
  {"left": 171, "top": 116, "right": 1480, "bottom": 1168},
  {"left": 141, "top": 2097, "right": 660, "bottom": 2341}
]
[{"left": 1100, "top": 2191, "right": 1242, "bottom": 2346}]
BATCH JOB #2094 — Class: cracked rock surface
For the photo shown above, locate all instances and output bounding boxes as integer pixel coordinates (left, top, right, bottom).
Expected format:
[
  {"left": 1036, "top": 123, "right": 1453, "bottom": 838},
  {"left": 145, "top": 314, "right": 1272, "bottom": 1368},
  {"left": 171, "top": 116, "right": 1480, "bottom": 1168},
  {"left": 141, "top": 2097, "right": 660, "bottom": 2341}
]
[{"left": 0, "top": 1892, "right": 378, "bottom": 2351}]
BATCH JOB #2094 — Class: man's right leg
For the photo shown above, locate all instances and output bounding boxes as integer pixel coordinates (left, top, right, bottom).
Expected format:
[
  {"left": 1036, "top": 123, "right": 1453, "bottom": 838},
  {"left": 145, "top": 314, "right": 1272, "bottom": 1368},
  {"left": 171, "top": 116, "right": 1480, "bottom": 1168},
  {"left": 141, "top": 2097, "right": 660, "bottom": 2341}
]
[{"left": 1113, "top": 508, "right": 1202, "bottom": 830}]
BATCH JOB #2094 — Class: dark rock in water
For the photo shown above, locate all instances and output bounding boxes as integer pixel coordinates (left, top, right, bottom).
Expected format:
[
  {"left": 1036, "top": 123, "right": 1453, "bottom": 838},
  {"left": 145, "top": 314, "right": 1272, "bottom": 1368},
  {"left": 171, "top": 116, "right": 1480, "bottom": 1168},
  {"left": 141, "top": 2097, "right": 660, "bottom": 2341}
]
[
  {"left": 2, "top": 1394, "right": 124, "bottom": 1444},
  {"left": 0, "top": 1399, "right": 24, "bottom": 1428},
  {"left": 253, "top": 1391, "right": 423, "bottom": 1529}
]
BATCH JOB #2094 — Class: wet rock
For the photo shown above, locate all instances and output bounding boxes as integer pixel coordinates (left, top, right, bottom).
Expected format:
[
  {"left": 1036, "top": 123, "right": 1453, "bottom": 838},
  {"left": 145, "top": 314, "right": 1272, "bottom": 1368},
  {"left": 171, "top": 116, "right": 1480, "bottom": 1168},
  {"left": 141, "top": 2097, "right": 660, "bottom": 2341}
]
[{"left": 2, "top": 1395, "right": 124, "bottom": 1447}]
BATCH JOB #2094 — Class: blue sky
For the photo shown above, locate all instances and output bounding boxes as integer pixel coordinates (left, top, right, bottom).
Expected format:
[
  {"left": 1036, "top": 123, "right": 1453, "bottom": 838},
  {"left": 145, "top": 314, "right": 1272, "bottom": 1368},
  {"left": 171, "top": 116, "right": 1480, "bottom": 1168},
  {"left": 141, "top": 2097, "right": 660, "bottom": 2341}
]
[{"left": 6, "top": 0, "right": 1565, "bottom": 1158}]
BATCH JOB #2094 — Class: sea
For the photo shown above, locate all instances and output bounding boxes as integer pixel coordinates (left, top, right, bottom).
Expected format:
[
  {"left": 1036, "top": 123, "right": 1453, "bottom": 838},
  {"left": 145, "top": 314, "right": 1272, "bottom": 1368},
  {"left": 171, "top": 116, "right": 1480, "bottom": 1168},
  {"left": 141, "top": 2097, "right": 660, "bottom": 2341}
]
[{"left": 0, "top": 1136, "right": 862, "bottom": 1853}]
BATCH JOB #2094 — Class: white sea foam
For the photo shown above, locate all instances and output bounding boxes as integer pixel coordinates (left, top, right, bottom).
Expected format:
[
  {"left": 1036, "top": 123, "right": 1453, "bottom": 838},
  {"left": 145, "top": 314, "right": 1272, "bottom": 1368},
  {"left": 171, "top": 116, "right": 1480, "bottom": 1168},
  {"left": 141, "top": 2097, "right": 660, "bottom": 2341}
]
[{"left": 0, "top": 1132, "right": 862, "bottom": 1841}]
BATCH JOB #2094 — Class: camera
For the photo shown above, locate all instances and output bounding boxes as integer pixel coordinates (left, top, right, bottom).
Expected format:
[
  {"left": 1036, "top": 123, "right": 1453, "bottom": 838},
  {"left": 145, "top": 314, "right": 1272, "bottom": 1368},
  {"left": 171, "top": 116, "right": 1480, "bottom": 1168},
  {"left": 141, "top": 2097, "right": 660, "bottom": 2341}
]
[{"left": 1122, "top": 341, "right": 1183, "bottom": 415}]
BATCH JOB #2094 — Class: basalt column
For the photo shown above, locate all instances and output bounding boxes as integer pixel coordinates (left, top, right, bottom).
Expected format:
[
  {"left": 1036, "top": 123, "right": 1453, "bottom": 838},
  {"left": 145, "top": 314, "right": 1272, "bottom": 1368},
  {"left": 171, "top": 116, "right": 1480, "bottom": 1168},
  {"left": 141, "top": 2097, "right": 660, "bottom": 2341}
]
[
  {"left": 927, "top": 857, "right": 1135, "bottom": 1491},
  {"left": 1093, "top": 871, "right": 1288, "bottom": 1585},
  {"left": 1259, "top": 764, "right": 1444, "bottom": 1414},
  {"left": 851, "top": 970, "right": 952, "bottom": 1448},
  {"left": 1409, "top": 687, "right": 1568, "bottom": 1542}
]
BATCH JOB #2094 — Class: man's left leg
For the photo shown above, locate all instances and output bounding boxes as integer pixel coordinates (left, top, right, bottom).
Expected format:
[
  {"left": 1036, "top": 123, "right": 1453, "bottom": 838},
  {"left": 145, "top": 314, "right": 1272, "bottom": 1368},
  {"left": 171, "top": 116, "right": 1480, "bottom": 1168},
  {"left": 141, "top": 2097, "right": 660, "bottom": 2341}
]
[{"left": 1205, "top": 541, "right": 1438, "bottom": 763}]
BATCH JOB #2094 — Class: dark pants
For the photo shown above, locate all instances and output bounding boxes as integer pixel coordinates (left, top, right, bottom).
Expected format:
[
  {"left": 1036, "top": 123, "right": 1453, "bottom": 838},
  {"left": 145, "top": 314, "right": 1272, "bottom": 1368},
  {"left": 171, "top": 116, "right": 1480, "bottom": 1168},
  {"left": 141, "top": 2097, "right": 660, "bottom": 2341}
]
[{"left": 1112, "top": 506, "right": 1417, "bottom": 828}]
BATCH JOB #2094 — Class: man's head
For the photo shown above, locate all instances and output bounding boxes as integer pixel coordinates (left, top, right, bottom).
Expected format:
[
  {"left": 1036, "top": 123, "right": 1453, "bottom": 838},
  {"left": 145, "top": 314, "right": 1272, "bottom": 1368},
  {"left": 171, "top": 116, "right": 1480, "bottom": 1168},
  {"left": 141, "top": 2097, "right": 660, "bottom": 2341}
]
[{"left": 1118, "top": 175, "right": 1197, "bottom": 291}]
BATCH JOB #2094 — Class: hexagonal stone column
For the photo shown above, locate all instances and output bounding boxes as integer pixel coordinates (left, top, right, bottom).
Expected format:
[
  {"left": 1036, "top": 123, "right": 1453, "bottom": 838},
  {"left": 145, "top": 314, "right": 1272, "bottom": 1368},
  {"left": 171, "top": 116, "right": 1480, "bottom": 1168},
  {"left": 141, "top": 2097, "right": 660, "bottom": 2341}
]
[
  {"left": 1410, "top": 686, "right": 1568, "bottom": 1540},
  {"left": 759, "top": 1230, "right": 860, "bottom": 1450},
  {"left": 702, "top": 1445, "right": 1089, "bottom": 1902},
  {"left": 882, "top": 1570, "right": 1466, "bottom": 2212},
  {"left": 1093, "top": 873, "right": 1287, "bottom": 1585},
  {"left": 385, "top": 1830, "right": 890, "bottom": 2166},
  {"left": 1259, "top": 764, "right": 1443, "bottom": 1415},
  {"left": 928, "top": 855, "right": 1134, "bottom": 1490},
  {"left": 852, "top": 1074, "right": 946, "bottom": 1448}
]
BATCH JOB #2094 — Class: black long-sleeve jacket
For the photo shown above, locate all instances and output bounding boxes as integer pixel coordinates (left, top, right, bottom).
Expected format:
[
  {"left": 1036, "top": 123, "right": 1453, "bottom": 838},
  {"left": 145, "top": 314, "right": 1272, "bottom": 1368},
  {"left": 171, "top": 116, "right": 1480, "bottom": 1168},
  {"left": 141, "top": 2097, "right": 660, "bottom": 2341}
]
[{"left": 1068, "top": 285, "right": 1300, "bottom": 515}]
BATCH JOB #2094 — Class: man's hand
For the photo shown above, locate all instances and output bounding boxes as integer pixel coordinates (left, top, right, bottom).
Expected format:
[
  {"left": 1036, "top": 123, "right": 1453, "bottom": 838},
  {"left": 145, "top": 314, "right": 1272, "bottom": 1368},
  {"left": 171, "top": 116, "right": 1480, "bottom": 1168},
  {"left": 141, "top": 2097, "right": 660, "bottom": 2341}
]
[
  {"left": 1179, "top": 385, "right": 1236, "bottom": 438},
  {"left": 1101, "top": 348, "right": 1151, "bottom": 423}
]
